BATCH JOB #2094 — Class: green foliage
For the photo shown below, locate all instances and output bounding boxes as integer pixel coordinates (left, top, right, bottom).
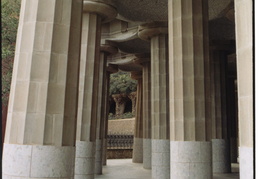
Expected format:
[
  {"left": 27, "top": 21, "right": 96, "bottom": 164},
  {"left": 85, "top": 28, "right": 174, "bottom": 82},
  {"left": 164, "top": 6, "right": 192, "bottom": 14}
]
[
  {"left": 2, "top": 0, "right": 21, "bottom": 105},
  {"left": 109, "top": 71, "right": 137, "bottom": 96},
  {"left": 122, "top": 112, "right": 135, "bottom": 119}
]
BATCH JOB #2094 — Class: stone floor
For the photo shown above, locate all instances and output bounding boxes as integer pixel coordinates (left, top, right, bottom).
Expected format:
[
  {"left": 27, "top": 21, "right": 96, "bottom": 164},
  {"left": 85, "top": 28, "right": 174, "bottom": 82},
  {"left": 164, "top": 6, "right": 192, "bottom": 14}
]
[{"left": 95, "top": 159, "right": 239, "bottom": 179}]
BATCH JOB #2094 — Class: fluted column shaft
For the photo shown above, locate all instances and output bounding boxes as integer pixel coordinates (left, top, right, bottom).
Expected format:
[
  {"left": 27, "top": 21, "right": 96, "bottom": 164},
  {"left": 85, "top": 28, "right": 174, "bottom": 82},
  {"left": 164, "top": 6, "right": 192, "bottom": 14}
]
[
  {"left": 168, "top": 0, "right": 212, "bottom": 178},
  {"left": 142, "top": 61, "right": 152, "bottom": 169},
  {"left": 151, "top": 34, "right": 170, "bottom": 179},
  {"left": 102, "top": 71, "right": 111, "bottom": 166},
  {"left": 75, "top": 1, "right": 117, "bottom": 178},
  {"left": 132, "top": 73, "right": 143, "bottom": 163},
  {"left": 97, "top": 45, "right": 118, "bottom": 170},
  {"left": 75, "top": 12, "right": 101, "bottom": 179},
  {"left": 138, "top": 22, "right": 170, "bottom": 178},
  {"left": 209, "top": 48, "right": 231, "bottom": 173},
  {"left": 3, "top": 0, "right": 82, "bottom": 178},
  {"left": 100, "top": 46, "right": 118, "bottom": 166},
  {"left": 234, "top": 0, "right": 253, "bottom": 178},
  {"left": 95, "top": 51, "right": 108, "bottom": 174},
  {"left": 226, "top": 54, "right": 238, "bottom": 163}
]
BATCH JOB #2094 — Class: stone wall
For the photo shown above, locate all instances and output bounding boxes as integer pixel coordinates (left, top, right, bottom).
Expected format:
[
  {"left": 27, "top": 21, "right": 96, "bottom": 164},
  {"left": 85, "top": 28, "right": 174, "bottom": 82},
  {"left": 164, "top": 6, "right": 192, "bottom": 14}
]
[
  {"left": 107, "top": 118, "right": 135, "bottom": 159},
  {"left": 108, "top": 118, "right": 135, "bottom": 135},
  {"left": 107, "top": 149, "right": 132, "bottom": 159}
]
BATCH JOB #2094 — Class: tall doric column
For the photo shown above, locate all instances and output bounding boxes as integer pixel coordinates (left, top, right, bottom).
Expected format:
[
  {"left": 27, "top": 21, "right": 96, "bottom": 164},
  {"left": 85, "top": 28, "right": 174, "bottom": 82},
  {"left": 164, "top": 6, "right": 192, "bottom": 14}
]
[
  {"left": 226, "top": 54, "right": 238, "bottom": 164},
  {"left": 94, "top": 50, "right": 106, "bottom": 175},
  {"left": 168, "top": 0, "right": 212, "bottom": 178},
  {"left": 3, "top": 0, "right": 82, "bottom": 178},
  {"left": 138, "top": 22, "right": 170, "bottom": 179},
  {"left": 142, "top": 60, "right": 152, "bottom": 169},
  {"left": 75, "top": 1, "right": 117, "bottom": 179},
  {"left": 95, "top": 45, "right": 118, "bottom": 173},
  {"left": 234, "top": 0, "right": 253, "bottom": 178},
  {"left": 210, "top": 48, "right": 231, "bottom": 173},
  {"left": 103, "top": 64, "right": 118, "bottom": 166},
  {"left": 131, "top": 71, "right": 143, "bottom": 163},
  {"left": 102, "top": 71, "right": 110, "bottom": 166}
]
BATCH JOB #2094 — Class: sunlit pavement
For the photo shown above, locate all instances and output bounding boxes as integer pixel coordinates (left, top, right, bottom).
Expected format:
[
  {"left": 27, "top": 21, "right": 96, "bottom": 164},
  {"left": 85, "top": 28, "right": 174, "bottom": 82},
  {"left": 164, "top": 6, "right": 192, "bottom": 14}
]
[{"left": 95, "top": 159, "right": 239, "bottom": 179}]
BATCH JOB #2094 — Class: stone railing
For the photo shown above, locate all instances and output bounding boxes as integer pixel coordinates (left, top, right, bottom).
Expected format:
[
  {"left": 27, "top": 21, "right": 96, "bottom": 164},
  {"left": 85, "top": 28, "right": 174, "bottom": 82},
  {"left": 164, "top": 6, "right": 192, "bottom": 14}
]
[{"left": 107, "top": 133, "right": 134, "bottom": 149}]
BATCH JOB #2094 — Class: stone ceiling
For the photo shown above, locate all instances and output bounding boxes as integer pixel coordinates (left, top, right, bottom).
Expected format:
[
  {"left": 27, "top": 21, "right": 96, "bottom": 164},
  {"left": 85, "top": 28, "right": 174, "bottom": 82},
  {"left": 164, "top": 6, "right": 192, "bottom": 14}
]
[
  {"left": 105, "top": 0, "right": 235, "bottom": 71},
  {"left": 109, "top": 0, "right": 233, "bottom": 22},
  {"left": 111, "top": 0, "right": 168, "bottom": 22}
]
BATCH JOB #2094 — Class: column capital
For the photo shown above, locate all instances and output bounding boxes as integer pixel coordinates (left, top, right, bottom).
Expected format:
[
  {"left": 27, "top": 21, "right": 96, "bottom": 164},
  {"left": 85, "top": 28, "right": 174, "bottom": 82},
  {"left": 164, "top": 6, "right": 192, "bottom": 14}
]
[
  {"left": 100, "top": 44, "right": 118, "bottom": 55},
  {"left": 133, "top": 53, "right": 151, "bottom": 65},
  {"left": 83, "top": 0, "right": 117, "bottom": 22},
  {"left": 138, "top": 21, "right": 168, "bottom": 41}
]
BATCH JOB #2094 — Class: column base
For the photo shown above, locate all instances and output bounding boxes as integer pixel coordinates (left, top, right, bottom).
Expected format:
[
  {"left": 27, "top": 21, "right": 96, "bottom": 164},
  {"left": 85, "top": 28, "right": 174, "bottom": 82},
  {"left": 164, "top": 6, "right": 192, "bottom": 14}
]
[
  {"left": 75, "top": 141, "right": 95, "bottom": 179},
  {"left": 212, "top": 139, "right": 231, "bottom": 173},
  {"left": 95, "top": 139, "right": 103, "bottom": 174},
  {"left": 143, "top": 138, "right": 151, "bottom": 169},
  {"left": 3, "top": 143, "right": 75, "bottom": 179},
  {"left": 102, "top": 139, "right": 107, "bottom": 165},
  {"left": 170, "top": 141, "right": 212, "bottom": 179},
  {"left": 132, "top": 137, "right": 143, "bottom": 163},
  {"left": 230, "top": 137, "right": 238, "bottom": 163},
  {"left": 152, "top": 139, "right": 170, "bottom": 179},
  {"left": 239, "top": 147, "right": 253, "bottom": 179}
]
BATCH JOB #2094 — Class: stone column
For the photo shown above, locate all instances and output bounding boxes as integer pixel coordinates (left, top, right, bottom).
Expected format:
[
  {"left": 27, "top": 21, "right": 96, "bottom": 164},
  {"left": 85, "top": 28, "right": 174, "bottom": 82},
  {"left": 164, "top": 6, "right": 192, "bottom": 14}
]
[
  {"left": 227, "top": 80, "right": 238, "bottom": 164},
  {"left": 2, "top": 0, "right": 82, "bottom": 178},
  {"left": 226, "top": 54, "right": 238, "bottom": 163},
  {"left": 95, "top": 45, "right": 118, "bottom": 172},
  {"left": 128, "top": 92, "right": 137, "bottom": 114},
  {"left": 102, "top": 64, "right": 118, "bottom": 165},
  {"left": 210, "top": 49, "right": 231, "bottom": 173},
  {"left": 131, "top": 71, "right": 143, "bottom": 163},
  {"left": 75, "top": 1, "right": 116, "bottom": 179},
  {"left": 142, "top": 61, "right": 152, "bottom": 169},
  {"left": 234, "top": 0, "right": 253, "bottom": 178},
  {"left": 94, "top": 51, "right": 106, "bottom": 175},
  {"left": 168, "top": 0, "right": 212, "bottom": 178},
  {"left": 139, "top": 22, "right": 170, "bottom": 179},
  {"left": 102, "top": 71, "right": 110, "bottom": 166}
]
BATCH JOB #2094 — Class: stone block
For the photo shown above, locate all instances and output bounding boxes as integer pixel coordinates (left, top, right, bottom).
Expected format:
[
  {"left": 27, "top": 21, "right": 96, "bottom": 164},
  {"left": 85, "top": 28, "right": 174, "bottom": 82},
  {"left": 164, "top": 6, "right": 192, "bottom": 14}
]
[
  {"left": 239, "top": 147, "right": 253, "bottom": 179},
  {"left": 31, "top": 145, "right": 75, "bottom": 177},
  {"left": 170, "top": 141, "right": 212, "bottom": 178},
  {"left": 3, "top": 144, "right": 32, "bottom": 177}
]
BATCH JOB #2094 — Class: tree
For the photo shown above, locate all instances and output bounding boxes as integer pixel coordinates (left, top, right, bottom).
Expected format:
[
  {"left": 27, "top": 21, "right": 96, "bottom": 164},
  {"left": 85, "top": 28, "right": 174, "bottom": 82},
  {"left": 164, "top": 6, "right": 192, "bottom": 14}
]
[
  {"left": 2, "top": 0, "right": 21, "bottom": 146},
  {"left": 109, "top": 71, "right": 137, "bottom": 96},
  {"left": 2, "top": 0, "right": 21, "bottom": 105}
]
